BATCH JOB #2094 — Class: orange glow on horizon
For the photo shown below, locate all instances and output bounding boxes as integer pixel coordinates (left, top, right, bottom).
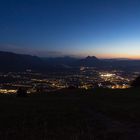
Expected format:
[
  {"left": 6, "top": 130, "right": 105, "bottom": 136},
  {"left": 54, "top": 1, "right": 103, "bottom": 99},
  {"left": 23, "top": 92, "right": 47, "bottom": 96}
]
[
  {"left": 78, "top": 53, "right": 140, "bottom": 60},
  {"left": 98, "top": 53, "right": 140, "bottom": 60}
]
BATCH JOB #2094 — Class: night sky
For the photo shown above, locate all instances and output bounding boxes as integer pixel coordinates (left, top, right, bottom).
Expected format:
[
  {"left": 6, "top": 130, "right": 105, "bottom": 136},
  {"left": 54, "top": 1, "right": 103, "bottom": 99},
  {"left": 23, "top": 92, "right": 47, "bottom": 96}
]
[{"left": 0, "top": 0, "right": 140, "bottom": 58}]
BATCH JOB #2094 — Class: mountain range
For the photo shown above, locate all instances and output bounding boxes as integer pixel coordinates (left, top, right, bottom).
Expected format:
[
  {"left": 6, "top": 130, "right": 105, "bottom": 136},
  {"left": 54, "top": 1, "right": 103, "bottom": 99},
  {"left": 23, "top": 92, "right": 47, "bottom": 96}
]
[{"left": 0, "top": 51, "right": 140, "bottom": 72}]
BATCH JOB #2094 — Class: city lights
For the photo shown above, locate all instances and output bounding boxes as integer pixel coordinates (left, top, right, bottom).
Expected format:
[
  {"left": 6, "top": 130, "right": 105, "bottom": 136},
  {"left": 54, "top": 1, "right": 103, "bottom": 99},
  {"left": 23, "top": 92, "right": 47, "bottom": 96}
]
[{"left": 0, "top": 89, "right": 17, "bottom": 94}]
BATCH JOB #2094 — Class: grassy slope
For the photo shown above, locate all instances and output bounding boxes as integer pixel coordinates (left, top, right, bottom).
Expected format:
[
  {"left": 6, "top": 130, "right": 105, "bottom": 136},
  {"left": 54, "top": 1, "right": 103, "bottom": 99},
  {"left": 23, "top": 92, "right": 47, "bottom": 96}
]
[{"left": 0, "top": 88, "right": 140, "bottom": 140}]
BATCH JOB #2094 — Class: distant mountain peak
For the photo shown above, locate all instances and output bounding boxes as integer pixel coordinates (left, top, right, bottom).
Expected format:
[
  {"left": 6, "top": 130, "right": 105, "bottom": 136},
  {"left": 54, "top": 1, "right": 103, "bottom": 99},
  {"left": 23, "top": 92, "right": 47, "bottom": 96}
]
[
  {"left": 85, "top": 56, "right": 98, "bottom": 60},
  {"left": 82, "top": 56, "right": 99, "bottom": 62},
  {"left": 78, "top": 56, "right": 100, "bottom": 67}
]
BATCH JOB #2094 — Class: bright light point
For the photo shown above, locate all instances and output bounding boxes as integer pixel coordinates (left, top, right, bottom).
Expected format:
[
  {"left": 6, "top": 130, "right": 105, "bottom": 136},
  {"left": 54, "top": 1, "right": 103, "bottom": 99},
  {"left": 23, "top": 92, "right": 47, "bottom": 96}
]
[{"left": 100, "top": 73, "right": 115, "bottom": 78}]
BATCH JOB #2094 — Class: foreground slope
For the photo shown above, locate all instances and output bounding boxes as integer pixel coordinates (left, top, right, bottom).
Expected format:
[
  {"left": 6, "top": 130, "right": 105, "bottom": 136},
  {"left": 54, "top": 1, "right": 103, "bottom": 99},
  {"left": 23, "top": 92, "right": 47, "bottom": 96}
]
[{"left": 0, "top": 88, "right": 140, "bottom": 140}]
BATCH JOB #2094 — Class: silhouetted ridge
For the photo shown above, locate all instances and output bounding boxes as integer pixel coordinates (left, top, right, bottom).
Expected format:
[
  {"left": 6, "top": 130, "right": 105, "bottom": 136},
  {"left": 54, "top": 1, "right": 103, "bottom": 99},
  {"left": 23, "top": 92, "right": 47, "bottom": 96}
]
[
  {"left": 85, "top": 56, "right": 98, "bottom": 60},
  {"left": 0, "top": 51, "right": 42, "bottom": 72},
  {"left": 131, "top": 76, "right": 140, "bottom": 87},
  {"left": 79, "top": 56, "right": 101, "bottom": 67},
  {"left": 0, "top": 51, "right": 140, "bottom": 72},
  {"left": 0, "top": 51, "right": 77, "bottom": 72}
]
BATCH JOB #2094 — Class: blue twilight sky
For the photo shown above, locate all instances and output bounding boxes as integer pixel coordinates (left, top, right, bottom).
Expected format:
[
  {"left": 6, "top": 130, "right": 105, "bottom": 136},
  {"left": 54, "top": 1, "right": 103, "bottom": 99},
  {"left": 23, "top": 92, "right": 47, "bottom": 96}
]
[{"left": 0, "top": 0, "right": 140, "bottom": 58}]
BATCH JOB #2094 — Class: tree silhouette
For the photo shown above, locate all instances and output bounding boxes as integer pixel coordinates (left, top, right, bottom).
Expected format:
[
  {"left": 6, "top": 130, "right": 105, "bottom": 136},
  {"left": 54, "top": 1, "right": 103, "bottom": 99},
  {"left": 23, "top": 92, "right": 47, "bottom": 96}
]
[{"left": 131, "top": 76, "right": 140, "bottom": 87}]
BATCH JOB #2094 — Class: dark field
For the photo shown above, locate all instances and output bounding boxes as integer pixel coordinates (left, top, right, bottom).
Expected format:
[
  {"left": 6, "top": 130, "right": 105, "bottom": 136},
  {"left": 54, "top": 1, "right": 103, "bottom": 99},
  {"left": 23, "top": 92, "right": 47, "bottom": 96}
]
[{"left": 0, "top": 88, "right": 140, "bottom": 140}]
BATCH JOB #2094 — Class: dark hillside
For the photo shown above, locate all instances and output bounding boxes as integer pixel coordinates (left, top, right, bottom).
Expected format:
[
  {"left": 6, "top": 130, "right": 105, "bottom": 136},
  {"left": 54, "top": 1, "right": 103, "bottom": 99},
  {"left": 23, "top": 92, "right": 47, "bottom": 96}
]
[{"left": 0, "top": 88, "right": 140, "bottom": 139}]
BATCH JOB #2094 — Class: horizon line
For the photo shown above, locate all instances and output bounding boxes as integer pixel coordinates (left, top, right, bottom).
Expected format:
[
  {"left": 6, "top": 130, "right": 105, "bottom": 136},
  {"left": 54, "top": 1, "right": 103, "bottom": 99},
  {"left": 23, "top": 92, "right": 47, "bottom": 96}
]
[{"left": 0, "top": 50, "right": 140, "bottom": 60}]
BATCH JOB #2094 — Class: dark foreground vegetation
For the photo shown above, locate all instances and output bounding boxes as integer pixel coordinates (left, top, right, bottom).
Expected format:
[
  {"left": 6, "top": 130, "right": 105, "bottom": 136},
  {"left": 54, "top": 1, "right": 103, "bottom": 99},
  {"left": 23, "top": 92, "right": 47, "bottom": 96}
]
[{"left": 0, "top": 88, "right": 140, "bottom": 140}]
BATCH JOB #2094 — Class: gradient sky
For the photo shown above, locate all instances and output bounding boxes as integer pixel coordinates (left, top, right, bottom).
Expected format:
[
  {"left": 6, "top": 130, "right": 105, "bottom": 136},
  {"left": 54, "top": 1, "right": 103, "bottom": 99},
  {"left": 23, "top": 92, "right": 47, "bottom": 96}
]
[{"left": 0, "top": 0, "right": 140, "bottom": 58}]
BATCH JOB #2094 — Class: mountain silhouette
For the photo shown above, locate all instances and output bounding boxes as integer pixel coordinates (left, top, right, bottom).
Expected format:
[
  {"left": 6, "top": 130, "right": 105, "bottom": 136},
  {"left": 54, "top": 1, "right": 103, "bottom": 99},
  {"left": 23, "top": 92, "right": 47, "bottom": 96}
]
[
  {"left": 0, "top": 51, "right": 77, "bottom": 72},
  {"left": 0, "top": 51, "right": 42, "bottom": 72},
  {"left": 0, "top": 51, "right": 140, "bottom": 72},
  {"left": 77, "top": 56, "right": 102, "bottom": 67}
]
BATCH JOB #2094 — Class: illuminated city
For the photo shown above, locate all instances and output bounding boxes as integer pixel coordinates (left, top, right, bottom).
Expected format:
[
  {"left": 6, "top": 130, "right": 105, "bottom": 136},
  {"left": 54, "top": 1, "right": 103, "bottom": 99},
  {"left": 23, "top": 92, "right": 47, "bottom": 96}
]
[{"left": 0, "top": 67, "right": 138, "bottom": 94}]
